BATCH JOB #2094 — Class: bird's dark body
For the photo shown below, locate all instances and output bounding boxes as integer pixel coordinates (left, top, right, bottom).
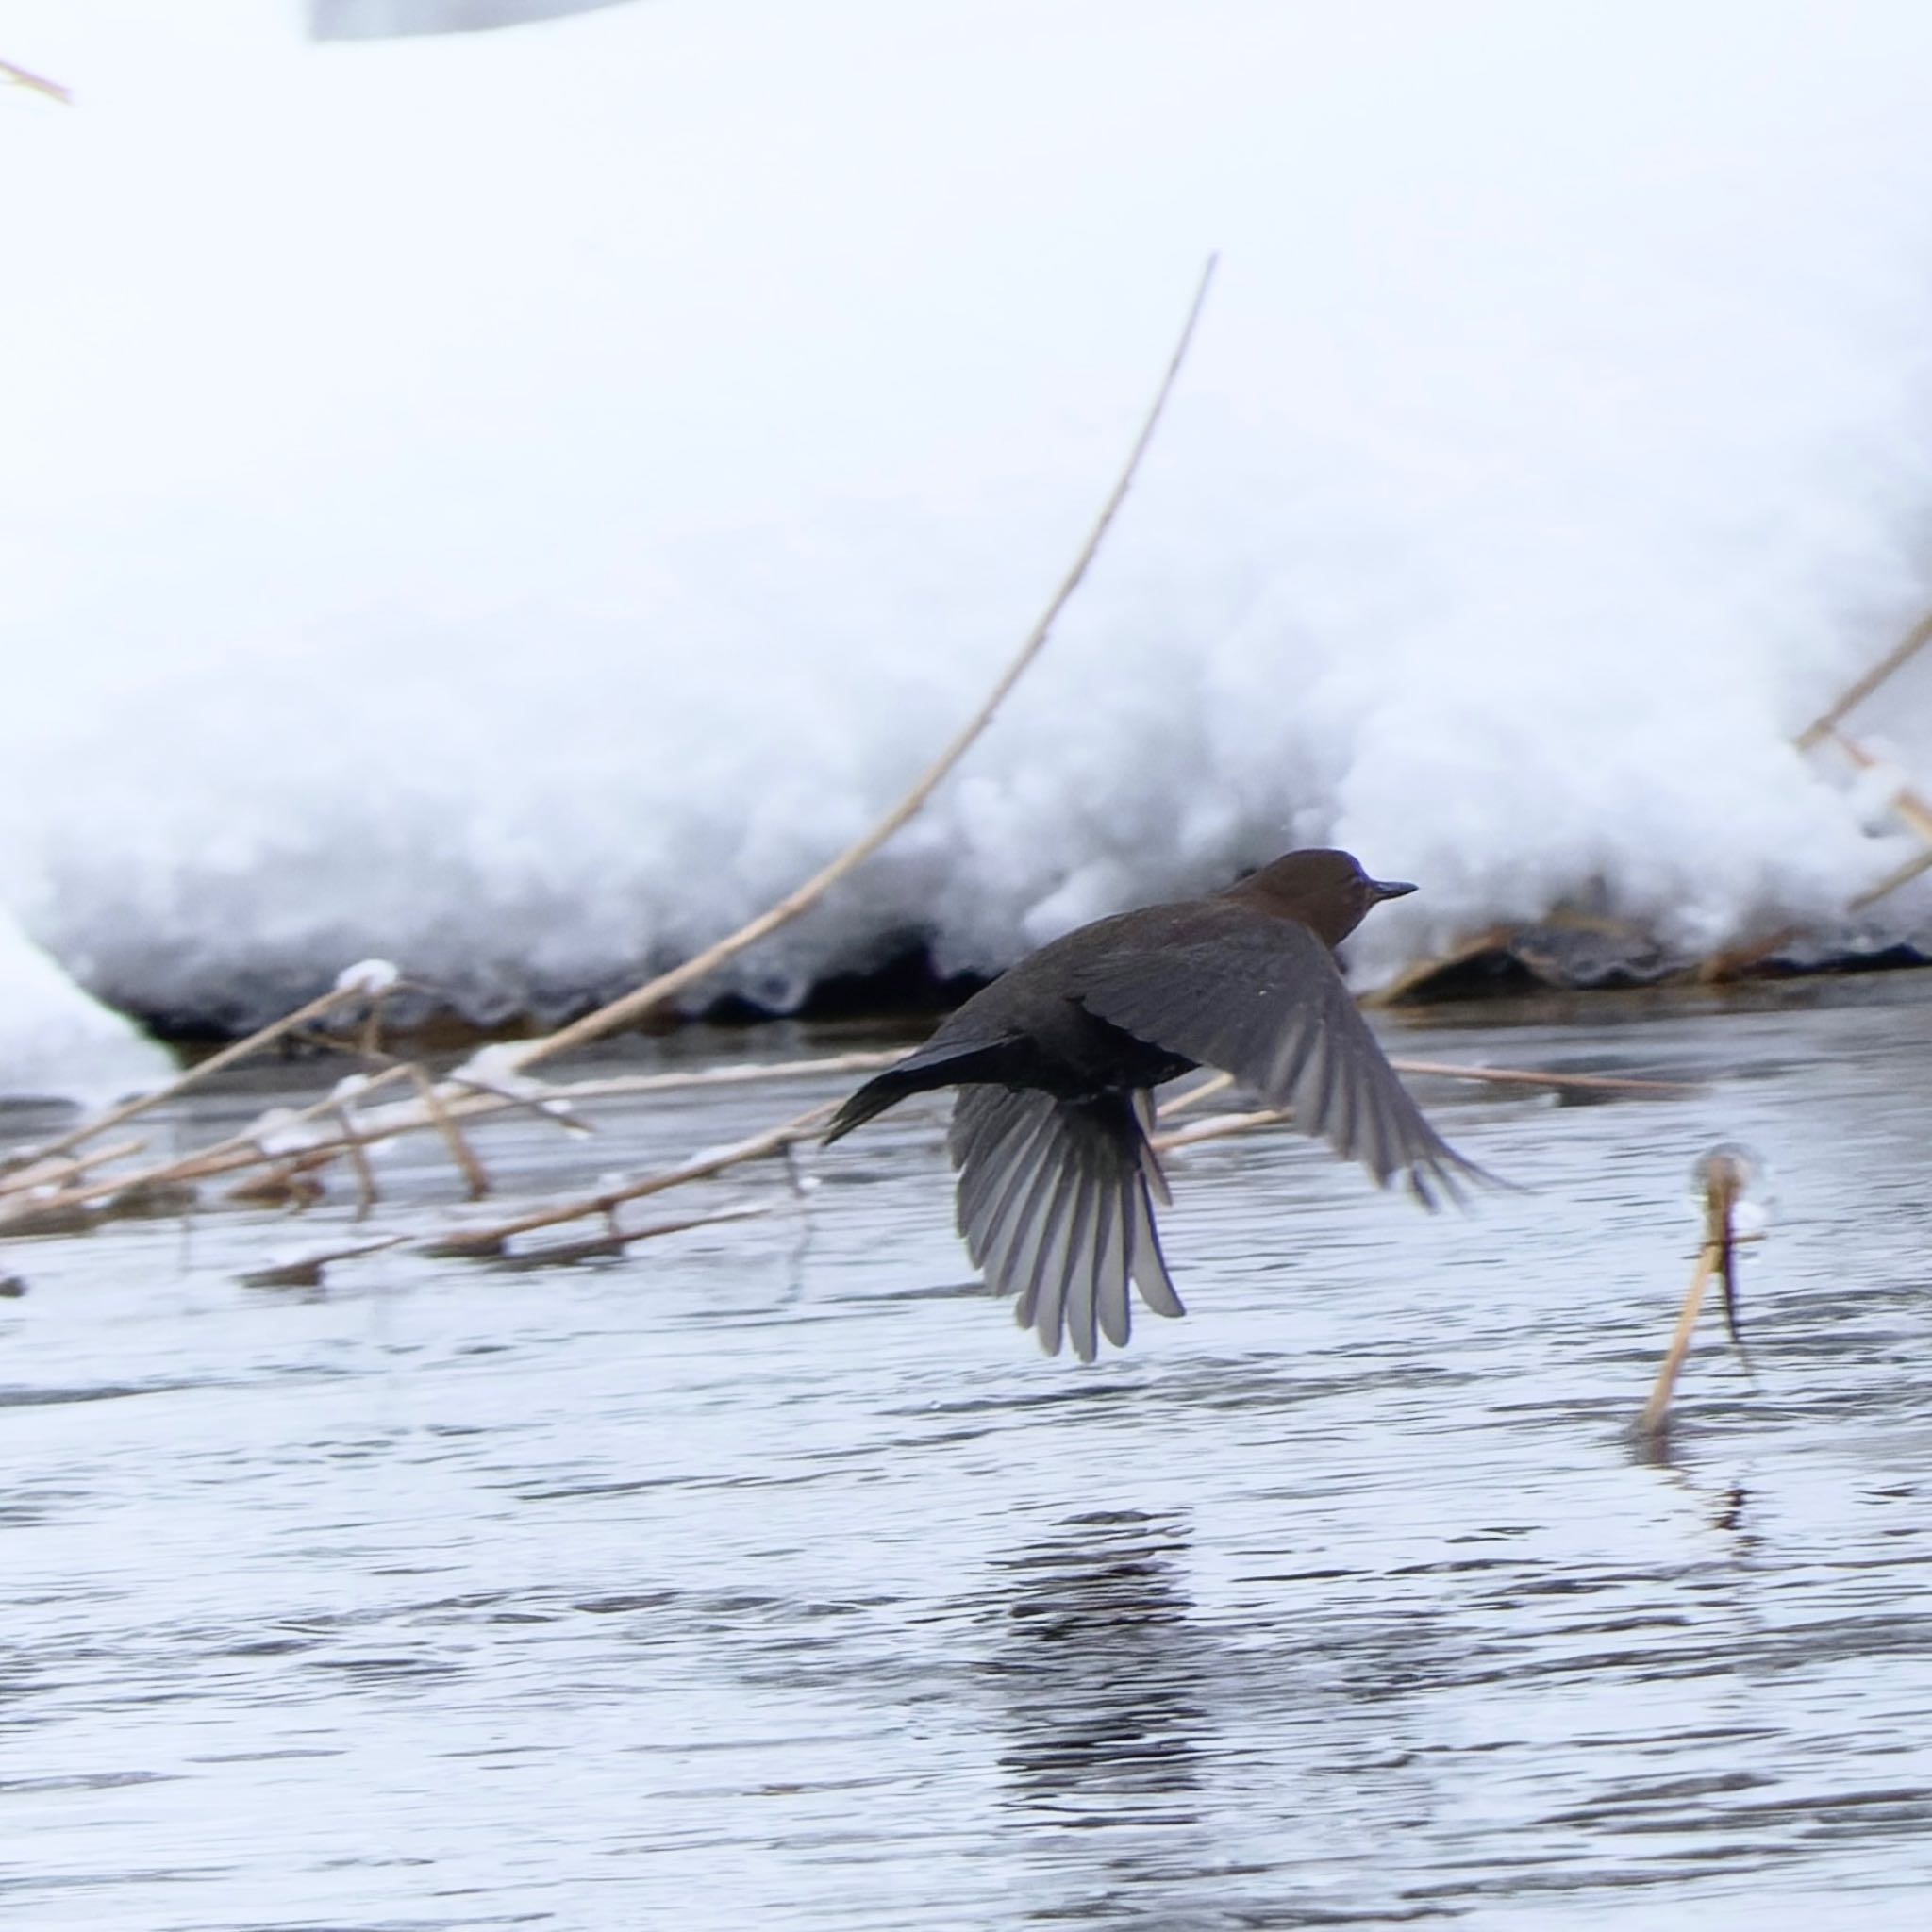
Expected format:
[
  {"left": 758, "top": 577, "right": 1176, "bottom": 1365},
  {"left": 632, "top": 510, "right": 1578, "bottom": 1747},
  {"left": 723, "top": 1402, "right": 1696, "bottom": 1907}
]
[
  {"left": 831, "top": 944, "right": 1193, "bottom": 1121},
  {"left": 825, "top": 850, "right": 1491, "bottom": 1359}
]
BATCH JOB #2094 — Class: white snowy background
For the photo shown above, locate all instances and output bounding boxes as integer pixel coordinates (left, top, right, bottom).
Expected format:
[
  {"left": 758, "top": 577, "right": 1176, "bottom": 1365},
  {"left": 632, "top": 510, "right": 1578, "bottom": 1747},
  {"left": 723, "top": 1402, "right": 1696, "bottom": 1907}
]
[{"left": 8, "top": 0, "right": 1932, "bottom": 1097}]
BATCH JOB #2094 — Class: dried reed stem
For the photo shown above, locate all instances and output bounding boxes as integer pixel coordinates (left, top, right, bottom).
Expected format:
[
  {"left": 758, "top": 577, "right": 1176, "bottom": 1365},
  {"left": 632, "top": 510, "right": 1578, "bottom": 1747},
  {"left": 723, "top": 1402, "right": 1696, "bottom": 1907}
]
[
  {"left": 0, "top": 58, "right": 70, "bottom": 103},
  {"left": 405, "top": 1066, "right": 491, "bottom": 1199},
  {"left": 1154, "top": 1071, "right": 1236, "bottom": 1119},
  {"left": 333, "top": 1105, "right": 379, "bottom": 1219},
  {"left": 1151, "top": 1108, "right": 1291, "bottom": 1153},
  {"left": 488, "top": 1202, "right": 770, "bottom": 1269},
  {"left": 1148, "top": 1056, "right": 1688, "bottom": 1155},
  {"left": 4, "top": 1137, "right": 149, "bottom": 1194},
  {"left": 421, "top": 1100, "right": 835, "bottom": 1257},
  {"left": 1638, "top": 1149, "right": 1748, "bottom": 1435},
  {"left": 240, "top": 1233, "right": 406, "bottom": 1290},
  {"left": 1818, "top": 725, "right": 1932, "bottom": 908},
  {"left": 1386, "top": 1058, "right": 1693, "bottom": 1095},
  {"left": 1794, "top": 609, "right": 1932, "bottom": 751},
  {"left": 1850, "top": 844, "right": 1932, "bottom": 910},
  {"left": 1638, "top": 1243, "right": 1718, "bottom": 1436},
  {"left": 544, "top": 1048, "right": 906, "bottom": 1104}
]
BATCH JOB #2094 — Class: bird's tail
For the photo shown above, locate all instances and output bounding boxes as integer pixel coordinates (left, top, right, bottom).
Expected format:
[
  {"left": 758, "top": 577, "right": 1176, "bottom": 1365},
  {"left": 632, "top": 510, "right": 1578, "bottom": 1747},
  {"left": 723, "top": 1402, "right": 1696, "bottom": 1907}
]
[
  {"left": 822, "top": 1041, "right": 1017, "bottom": 1144},
  {"left": 948, "top": 1087, "right": 1181, "bottom": 1362}
]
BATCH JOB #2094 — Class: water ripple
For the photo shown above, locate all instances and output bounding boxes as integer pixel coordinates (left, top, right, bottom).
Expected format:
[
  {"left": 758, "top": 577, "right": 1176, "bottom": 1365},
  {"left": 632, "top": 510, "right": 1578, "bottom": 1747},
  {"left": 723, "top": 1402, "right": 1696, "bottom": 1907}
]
[{"left": 3, "top": 992, "right": 1932, "bottom": 1926}]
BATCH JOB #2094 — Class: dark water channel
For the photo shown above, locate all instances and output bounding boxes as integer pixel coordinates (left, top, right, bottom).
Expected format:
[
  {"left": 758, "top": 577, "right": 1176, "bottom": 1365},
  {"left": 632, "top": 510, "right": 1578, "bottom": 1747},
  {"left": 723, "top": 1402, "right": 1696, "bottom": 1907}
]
[{"left": 4, "top": 978, "right": 1932, "bottom": 1928}]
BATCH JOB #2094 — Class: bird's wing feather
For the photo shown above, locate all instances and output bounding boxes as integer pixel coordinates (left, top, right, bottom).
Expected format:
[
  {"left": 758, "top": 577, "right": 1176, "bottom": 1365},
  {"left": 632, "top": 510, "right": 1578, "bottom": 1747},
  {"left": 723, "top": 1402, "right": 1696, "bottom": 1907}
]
[
  {"left": 949, "top": 1087, "right": 1181, "bottom": 1359},
  {"left": 1066, "top": 901, "right": 1490, "bottom": 1207}
]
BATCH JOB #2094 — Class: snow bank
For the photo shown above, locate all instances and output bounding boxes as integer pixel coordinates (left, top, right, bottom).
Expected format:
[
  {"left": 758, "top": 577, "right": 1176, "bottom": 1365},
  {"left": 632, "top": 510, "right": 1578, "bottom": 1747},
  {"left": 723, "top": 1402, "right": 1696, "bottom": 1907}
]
[
  {"left": 6, "top": 0, "right": 1932, "bottom": 1058},
  {"left": 0, "top": 911, "right": 173, "bottom": 1105}
]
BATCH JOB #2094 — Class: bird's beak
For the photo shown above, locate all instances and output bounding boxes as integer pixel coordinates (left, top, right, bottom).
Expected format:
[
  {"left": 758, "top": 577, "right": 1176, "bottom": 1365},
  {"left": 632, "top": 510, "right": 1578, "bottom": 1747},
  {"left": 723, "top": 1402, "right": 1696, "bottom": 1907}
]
[{"left": 1372, "top": 878, "right": 1418, "bottom": 900}]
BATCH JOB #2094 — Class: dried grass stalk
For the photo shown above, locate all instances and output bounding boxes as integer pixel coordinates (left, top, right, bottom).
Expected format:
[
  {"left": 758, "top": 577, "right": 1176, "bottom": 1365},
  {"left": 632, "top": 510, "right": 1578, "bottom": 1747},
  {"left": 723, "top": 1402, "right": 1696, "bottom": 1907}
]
[
  {"left": 1638, "top": 1148, "right": 1752, "bottom": 1435},
  {"left": 0, "top": 58, "right": 70, "bottom": 103},
  {"left": 1794, "top": 609, "right": 1932, "bottom": 751},
  {"left": 1154, "top": 1071, "right": 1236, "bottom": 1119},
  {"left": 487, "top": 1202, "right": 769, "bottom": 1270},
  {"left": 420, "top": 1101, "right": 834, "bottom": 1257},
  {"left": 1387, "top": 1058, "right": 1693, "bottom": 1094},
  {"left": 333, "top": 1104, "right": 380, "bottom": 1219},
  {"left": 240, "top": 1234, "right": 406, "bottom": 1290},
  {"left": 1151, "top": 1108, "right": 1291, "bottom": 1153},
  {"left": 405, "top": 1066, "right": 491, "bottom": 1199}
]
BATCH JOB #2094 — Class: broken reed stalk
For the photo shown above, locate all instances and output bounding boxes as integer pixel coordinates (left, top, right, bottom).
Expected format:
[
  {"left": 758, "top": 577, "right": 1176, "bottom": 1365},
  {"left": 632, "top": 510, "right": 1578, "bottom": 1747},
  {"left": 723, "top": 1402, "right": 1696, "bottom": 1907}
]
[
  {"left": 1638, "top": 1244, "right": 1719, "bottom": 1438},
  {"left": 545, "top": 1048, "right": 905, "bottom": 1105},
  {"left": 240, "top": 1234, "right": 407, "bottom": 1291},
  {"left": 1816, "top": 726, "right": 1932, "bottom": 908},
  {"left": 1851, "top": 844, "right": 1932, "bottom": 910},
  {"left": 1793, "top": 608, "right": 1932, "bottom": 752},
  {"left": 1155, "top": 1071, "right": 1236, "bottom": 1119},
  {"left": 1149, "top": 1058, "right": 1693, "bottom": 1151},
  {"left": 490, "top": 1202, "right": 770, "bottom": 1270},
  {"left": 1149, "top": 1058, "right": 1694, "bottom": 1155},
  {"left": 1152, "top": 1108, "right": 1291, "bottom": 1153},
  {"left": 1386, "top": 1058, "right": 1693, "bottom": 1095},
  {"left": 0, "top": 57, "right": 70, "bottom": 103},
  {"left": 1793, "top": 627, "right": 1932, "bottom": 913},
  {"left": 226, "top": 1155, "right": 329, "bottom": 1210},
  {"left": 332, "top": 1105, "right": 379, "bottom": 1220},
  {"left": 419, "top": 1100, "right": 836, "bottom": 1257},
  {"left": 405, "top": 1065, "right": 491, "bottom": 1199},
  {"left": 499, "top": 253, "right": 1221, "bottom": 1076},
  {"left": 4, "top": 1136, "right": 149, "bottom": 1195},
  {"left": 1638, "top": 1149, "right": 1749, "bottom": 1436}
]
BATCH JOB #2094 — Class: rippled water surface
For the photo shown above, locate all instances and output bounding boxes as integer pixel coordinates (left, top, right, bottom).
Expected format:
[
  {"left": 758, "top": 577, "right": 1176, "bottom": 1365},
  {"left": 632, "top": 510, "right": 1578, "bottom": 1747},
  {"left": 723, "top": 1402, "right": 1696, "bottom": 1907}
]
[{"left": 6, "top": 979, "right": 1932, "bottom": 1929}]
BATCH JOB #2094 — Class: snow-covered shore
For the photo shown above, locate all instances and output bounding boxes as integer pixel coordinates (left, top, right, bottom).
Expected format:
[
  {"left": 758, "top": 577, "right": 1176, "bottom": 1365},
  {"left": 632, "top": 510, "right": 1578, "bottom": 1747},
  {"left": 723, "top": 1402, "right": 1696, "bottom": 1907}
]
[{"left": 8, "top": 2, "right": 1932, "bottom": 1093}]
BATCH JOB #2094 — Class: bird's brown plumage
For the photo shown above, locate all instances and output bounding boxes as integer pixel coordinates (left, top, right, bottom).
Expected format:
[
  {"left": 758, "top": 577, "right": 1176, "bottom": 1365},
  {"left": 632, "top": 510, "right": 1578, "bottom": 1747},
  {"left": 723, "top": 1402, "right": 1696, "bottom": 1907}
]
[{"left": 824, "top": 848, "right": 1492, "bottom": 1358}]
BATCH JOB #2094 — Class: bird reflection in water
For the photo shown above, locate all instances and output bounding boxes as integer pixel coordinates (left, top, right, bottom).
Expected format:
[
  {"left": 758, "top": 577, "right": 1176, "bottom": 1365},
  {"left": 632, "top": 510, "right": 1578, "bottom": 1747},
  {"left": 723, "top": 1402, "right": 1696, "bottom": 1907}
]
[
  {"left": 976, "top": 1508, "right": 1208, "bottom": 1829},
  {"left": 1713, "top": 1482, "right": 1752, "bottom": 1538}
]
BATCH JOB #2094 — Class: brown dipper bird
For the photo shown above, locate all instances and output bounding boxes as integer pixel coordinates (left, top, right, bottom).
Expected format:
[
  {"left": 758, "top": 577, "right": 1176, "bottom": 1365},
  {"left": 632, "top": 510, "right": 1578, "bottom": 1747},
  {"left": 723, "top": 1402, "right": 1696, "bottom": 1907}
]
[{"left": 824, "top": 848, "right": 1490, "bottom": 1360}]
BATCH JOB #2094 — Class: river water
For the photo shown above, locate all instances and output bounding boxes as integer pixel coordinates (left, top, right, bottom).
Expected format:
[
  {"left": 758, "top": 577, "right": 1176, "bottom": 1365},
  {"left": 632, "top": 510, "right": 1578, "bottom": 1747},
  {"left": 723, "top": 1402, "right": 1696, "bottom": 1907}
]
[{"left": 4, "top": 977, "right": 1931, "bottom": 1929}]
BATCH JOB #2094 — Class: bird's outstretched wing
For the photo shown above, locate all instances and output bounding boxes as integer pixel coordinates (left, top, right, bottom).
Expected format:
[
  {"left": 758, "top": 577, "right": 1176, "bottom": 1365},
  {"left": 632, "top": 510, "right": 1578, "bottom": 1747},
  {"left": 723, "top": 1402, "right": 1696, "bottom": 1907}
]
[
  {"left": 1066, "top": 901, "right": 1491, "bottom": 1207},
  {"left": 948, "top": 1087, "right": 1181, "bottom": 1360}
]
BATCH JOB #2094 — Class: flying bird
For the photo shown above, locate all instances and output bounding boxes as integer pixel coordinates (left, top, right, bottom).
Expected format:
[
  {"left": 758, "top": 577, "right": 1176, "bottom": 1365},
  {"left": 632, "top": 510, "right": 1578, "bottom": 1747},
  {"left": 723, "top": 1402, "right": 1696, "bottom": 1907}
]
[{"left": 824, "top": 848, "right": 1491, "bottom": 1359}]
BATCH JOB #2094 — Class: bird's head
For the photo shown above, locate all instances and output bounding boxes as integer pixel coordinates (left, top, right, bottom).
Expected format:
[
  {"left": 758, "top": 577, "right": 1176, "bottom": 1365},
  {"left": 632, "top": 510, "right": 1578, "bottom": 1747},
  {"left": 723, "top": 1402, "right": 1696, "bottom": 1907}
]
[{"left": 1225, "top": 848, "right": 1416, "bottom": 947}]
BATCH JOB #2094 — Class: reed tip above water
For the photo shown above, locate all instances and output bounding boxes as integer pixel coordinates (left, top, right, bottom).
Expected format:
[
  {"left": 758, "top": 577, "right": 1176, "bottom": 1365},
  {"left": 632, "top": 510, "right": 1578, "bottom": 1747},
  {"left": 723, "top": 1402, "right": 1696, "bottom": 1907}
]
[{"left": 1639, "top": 1140, "right": 1770, "bottom": 1440}]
